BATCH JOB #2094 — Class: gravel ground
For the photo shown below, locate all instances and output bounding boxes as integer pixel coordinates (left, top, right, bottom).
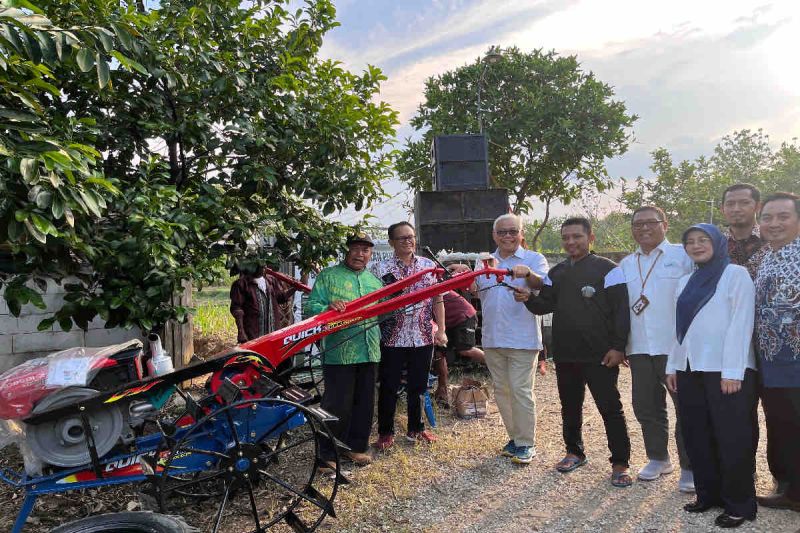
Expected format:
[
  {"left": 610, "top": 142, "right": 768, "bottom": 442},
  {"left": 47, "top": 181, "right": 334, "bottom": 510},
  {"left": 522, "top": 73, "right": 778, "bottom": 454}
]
[
  {"left": 3, "top": 362, "right": 799, "bottom": 532},
  {"left": 328, "top": 364, "right": 800, "bottom": 533}
]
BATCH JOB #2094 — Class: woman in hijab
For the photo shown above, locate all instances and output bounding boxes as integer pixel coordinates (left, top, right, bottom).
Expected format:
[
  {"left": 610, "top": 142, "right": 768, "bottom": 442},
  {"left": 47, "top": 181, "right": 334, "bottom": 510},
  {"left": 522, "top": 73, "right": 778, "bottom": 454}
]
[{"left": 665, "top": 223, "right": 758, "bottom": 529}]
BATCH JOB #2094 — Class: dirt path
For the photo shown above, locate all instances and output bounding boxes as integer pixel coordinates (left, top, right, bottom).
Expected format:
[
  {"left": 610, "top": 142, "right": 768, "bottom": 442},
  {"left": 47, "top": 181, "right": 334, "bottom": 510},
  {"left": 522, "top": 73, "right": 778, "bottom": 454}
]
[
  {"left": 2, "top": 364, "right": 798, "bottom": 532},
  {"left": 327, "top": 366, "right": 799, "bottom": 533}
]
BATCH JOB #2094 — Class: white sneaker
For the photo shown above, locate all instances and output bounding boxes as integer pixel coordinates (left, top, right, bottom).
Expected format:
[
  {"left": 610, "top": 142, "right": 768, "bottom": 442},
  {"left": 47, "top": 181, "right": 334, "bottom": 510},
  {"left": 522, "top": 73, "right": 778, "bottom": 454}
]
[
  {"left": 637, "top": 459, "right": 675, "bottom": 481},
  {"left": 679, "top": 469, "right": 695, "bottom": 493}
]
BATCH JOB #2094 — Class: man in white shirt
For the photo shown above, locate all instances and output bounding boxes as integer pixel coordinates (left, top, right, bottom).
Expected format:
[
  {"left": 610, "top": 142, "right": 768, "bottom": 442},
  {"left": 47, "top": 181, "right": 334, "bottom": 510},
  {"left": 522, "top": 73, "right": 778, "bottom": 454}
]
[
  {"left": 453, "top": 214, "right": 548, "bottom": 464},
  {"left": 620, "top": 206, "right": 694, "bottom": 492}
]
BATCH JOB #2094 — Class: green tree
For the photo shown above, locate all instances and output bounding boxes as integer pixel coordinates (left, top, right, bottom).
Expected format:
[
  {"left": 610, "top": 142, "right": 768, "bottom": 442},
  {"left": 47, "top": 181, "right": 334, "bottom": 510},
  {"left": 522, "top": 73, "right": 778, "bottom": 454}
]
[
  {"left": 620, "top": 129, "right": 800, "bottom": 240},
  {"left": 1, "top": 0, "right": 397, "bottom": 332},
  {"left": 397, "top": 46, "right": 636, "bottom": 246}
]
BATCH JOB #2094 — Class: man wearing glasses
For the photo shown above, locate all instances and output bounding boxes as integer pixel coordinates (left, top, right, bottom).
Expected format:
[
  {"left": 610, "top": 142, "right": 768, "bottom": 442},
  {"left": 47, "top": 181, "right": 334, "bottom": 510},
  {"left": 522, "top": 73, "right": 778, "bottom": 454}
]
[
  {"left": 619, "top": 206, "right": 694, "bottom": 491},
  {"left": 452, "top": 213, "right": 548, "bottom": 464},
  {"left": 370, "top": 222, "right": 447, "bottom": 449}
]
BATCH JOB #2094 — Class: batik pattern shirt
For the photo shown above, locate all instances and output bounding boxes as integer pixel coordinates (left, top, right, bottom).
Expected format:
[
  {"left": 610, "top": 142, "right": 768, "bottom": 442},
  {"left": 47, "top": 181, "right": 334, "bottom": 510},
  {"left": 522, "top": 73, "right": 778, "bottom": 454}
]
[
  {"left": 370, "top": 255, "right": 438, "bottom": 347},
  {"left": 725, "top": 226, "right": 769, "bottom": 280},
  {"left": 755, "top": 236, "right": 800, "bottom": 388}
]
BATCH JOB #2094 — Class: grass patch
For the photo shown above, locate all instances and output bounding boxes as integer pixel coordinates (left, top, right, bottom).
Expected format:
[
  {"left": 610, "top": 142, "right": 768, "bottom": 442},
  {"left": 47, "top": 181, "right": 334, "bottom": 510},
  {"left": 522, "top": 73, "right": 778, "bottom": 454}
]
[{"left": 194, "top": 300, "right": 236, "bottom": 338}]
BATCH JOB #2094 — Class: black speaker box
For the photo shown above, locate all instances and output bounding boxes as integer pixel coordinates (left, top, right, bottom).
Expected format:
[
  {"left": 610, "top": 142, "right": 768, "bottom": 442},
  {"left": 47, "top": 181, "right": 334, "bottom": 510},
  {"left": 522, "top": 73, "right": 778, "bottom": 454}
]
[
  {"left": 415, "top": 189, "right": 509, "bottom": 224},
  {"left": 418, "top": 221, "right": 496, "bottom": 253},
  {"left": 431, "top": 135, "right": 490, "bottom": 191}
]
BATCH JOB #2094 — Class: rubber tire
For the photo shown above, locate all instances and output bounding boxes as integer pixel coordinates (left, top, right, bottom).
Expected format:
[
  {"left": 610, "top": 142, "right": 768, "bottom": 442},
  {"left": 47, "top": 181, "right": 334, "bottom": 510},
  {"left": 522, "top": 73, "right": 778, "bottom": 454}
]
[{"left": 49, "top": 512, "right": 197, "bottom": 533}]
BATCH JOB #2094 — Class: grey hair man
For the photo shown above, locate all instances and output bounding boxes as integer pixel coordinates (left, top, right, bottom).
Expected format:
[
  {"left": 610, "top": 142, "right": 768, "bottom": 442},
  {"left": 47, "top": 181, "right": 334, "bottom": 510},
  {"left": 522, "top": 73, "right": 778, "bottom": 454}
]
[{"left": 451, "top": 213, "right": 548, "bottom": 465}]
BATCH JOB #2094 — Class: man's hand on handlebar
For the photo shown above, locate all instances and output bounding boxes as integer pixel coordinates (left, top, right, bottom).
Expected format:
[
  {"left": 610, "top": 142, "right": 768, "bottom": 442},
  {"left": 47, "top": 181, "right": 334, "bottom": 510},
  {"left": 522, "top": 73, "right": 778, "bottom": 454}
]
[
  {"left": 511, "top": 265, "right": 543, "bottom": 290},
  {"left": 329, "top": 300, "right": 347, "bottom": 312}
]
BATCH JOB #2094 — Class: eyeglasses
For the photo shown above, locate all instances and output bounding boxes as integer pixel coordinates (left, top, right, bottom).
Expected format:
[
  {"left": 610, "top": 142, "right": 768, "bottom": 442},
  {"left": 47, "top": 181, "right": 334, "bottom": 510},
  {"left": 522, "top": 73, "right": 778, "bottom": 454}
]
[
  {"left": 632, "top": 220, "right": 664, "bottom": 230},
  {"left": 684, "top": 236, "right": 712, "bottom": 246},
  {"left": 495, "top": 229, "right": 520, "bottom": 237},
  {"left": 391, "top": 235, "right": 415, "bottom": 242}
]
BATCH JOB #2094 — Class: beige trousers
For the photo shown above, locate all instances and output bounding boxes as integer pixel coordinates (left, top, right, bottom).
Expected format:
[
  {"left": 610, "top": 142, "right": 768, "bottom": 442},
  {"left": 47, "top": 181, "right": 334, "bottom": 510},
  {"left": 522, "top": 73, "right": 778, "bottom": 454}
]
[{"left": 484, "top": 348, "right": 538, "bottom": 448}]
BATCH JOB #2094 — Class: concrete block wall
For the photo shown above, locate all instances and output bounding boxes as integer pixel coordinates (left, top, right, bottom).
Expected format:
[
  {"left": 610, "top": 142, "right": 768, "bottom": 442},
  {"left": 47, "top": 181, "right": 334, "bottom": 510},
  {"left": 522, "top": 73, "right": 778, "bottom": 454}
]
[{"left": 0, "top": 279, "right": 142, "bottom": 374}]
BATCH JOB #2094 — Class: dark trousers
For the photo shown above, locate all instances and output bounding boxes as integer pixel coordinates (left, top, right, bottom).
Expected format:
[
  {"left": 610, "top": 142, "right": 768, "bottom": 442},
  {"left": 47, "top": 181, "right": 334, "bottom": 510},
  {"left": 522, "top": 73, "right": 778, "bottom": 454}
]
[
  {"left": 378, "top": 345, "right": 433, "bottom": 435},
  {"left": 762, "top": 386, "right": 800, "bottom": 500},
  {"left": 319, "top": 362, "right": 377, "bottom": 461},
  {"left": 555, "top": 362, "right": 631, "bottom": 467},
  {"left": 629, "top": 354, "right": 690, "bottom": 468},
  {"left": 676, "top": 369, "right": 757, "bottom": 519}
]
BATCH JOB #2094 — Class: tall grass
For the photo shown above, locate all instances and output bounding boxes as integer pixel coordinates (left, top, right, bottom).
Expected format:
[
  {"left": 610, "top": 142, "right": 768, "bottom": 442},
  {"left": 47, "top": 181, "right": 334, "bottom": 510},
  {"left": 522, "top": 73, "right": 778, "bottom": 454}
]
[{"left": 194, "top": 300, "right": 236, "bottom": 337}]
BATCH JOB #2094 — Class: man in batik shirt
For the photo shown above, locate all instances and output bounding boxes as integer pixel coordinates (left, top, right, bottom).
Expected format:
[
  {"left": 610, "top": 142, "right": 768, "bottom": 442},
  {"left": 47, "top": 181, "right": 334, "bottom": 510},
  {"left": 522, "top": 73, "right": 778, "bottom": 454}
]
[
  {"left": 721, "top": 183, "right": 769, "bottom": 279},
  {"left": 754, "top": 193, "right": 800, "bottom": 512}
]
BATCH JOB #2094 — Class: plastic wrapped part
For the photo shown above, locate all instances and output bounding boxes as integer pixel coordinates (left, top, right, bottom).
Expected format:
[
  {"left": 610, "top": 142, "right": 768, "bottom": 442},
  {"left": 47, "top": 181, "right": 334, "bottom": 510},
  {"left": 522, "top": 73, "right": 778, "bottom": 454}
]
[
  {"left": 0, "top": 339, "right": 144, "bottom": 420},
  {"left": 0, "top": 419, "right": 44, "bottom": 476}
]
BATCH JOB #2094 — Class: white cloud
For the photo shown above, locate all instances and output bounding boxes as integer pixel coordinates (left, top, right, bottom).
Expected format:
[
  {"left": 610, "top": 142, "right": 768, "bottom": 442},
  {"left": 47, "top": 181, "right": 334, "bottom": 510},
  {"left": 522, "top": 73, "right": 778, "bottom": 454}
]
[{"left": 325, "top": 0, "right": 800, "bottom": 225}]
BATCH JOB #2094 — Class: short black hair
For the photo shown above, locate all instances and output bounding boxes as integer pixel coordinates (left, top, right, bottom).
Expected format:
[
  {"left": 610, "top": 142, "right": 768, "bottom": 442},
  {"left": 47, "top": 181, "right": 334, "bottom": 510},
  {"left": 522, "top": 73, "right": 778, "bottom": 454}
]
[
  {"left": 561, "top": 217, "right": 592, "bottom": 235},
  {"left": 631, "top": 205, "right": 667, "bottom": 224},
  {"left": 761, "top": 192, "right": 800, "bottom": 217},
  {"left": 722, "top": 183, "right": 760, "bottom": 204},
  {"left": 387, "top": 221, "right": 415, "bottom": 239}
]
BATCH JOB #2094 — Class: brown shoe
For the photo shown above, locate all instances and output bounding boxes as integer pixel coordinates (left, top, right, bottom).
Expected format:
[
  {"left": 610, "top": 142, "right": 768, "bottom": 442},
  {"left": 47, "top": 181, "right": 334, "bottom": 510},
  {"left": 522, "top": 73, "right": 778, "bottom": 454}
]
[
  {"left": 344, "top": 451, "right": 373, "bottom": 466},
  {"left": 757, "top": 493, "right": 800, "bottom": 511}
]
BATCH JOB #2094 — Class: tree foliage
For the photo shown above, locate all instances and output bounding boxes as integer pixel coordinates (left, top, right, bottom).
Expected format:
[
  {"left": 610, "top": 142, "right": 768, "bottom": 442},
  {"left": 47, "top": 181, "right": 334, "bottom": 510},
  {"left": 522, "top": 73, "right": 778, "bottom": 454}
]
[
  {"left": 397, "top": 46, "right": 636, "bottom": 246},
  {"left": 620, "top": 129, "right": 800, "bottom": 241},
  {"left": 0, "top": 0, "right": 398, "bottom": 332}
]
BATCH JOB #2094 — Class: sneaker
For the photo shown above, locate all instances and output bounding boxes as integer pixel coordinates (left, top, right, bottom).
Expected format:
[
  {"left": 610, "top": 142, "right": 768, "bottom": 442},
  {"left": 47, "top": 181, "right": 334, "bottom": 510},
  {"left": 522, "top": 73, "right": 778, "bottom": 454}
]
[
  {"left": 638, "top": 459, "right": 674, "bottom": 481},
  {"left": 679, "top": 469, "right": 696, "bottom": 493},
  {"left": 373, "top": 434, "right": 394, "bottom": 450},
  {"left": 500, "top": 440, "right": 517, "bottom": 457},
  {"left": 511, "top": 446, "right": 536, "bottom": 464},
  {"left": 406, "top": 430, "right": 438, "bottom": 443}
]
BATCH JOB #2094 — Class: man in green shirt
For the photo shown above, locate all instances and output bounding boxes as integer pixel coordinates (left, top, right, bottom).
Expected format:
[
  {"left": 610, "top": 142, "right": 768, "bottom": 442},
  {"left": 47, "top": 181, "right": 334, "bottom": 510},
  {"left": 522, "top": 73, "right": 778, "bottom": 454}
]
[{"left": 306, "top": 233, "right": 383, "bottom": 467}]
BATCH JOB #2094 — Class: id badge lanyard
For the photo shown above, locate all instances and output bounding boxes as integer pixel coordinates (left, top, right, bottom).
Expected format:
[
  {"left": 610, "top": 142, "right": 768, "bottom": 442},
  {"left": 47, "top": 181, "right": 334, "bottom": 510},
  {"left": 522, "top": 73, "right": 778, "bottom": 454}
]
[{"left": 632, "top": 249, "right": 663, "bottom": 315}]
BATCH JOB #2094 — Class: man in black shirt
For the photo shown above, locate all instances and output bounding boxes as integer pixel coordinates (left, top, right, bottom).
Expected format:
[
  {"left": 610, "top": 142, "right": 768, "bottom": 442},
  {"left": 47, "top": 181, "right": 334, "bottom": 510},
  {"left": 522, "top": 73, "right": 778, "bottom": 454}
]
[{"left": 524, "top": 217, "right": 633, "bottom": 487}]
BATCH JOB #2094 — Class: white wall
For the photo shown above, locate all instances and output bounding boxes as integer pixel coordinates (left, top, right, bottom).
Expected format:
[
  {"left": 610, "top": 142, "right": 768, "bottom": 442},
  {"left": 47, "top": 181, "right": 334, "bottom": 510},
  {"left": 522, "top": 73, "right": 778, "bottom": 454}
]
[{"left": 0, "top": 279, "right": 142, "bottom": 374}]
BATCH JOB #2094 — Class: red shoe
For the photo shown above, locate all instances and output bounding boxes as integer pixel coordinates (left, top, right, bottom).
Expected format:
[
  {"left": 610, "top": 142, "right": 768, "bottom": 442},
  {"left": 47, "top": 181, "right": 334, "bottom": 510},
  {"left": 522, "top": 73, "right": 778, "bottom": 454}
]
[
  {"left": 406, "top": 430, "right": 438, "bottom": 443},
  {"left": 373, "top": 434, "right": 394, "bottom": 450}
]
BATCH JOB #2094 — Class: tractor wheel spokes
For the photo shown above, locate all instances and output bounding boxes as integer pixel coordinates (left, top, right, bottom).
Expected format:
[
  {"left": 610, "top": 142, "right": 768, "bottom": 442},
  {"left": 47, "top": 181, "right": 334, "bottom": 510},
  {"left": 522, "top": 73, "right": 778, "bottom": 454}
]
[
  {"left": 284, "top": 510, "right": 312, "bottom": 533},
  {"left": 212, "top": 482, "right": 232, "bottom": 533},
  {"left": 244, "top": 477, "right": 264, "bottom": 533},
  {"left": 254, "top": 408, "right": 300, "bottom": 443},
  {"left": 157, "top": 397, "right": 339, "bottom": 532},
  {"left": 163, "top": 470, "right": 226, "bottom": 495},
  {"left": 262, "top": 435, "right": 315, "bottom": 462},
  {"left": 179, "top": 446, "right": 229, "bottom": 461},
  {"left": 258, "top": 469, "right": 331, "bottom": 514}
]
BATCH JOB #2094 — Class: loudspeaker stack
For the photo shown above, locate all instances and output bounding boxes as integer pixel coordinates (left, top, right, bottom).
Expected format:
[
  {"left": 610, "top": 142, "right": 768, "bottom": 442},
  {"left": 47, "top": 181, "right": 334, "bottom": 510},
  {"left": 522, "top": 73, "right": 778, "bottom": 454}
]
[{"left": 415, "top": 134, "right": 509, "bottom": 253}]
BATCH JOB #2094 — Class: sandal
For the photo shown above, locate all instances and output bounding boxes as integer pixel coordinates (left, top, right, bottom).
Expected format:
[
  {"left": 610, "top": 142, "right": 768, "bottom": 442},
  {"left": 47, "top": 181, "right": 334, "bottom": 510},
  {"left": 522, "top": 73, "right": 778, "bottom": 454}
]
[
  {"left": 555, "top": 455, "right": 588, "bottom": 473},
  {"left": 611, "top": 469, "right": 633, "bottom": 488}
]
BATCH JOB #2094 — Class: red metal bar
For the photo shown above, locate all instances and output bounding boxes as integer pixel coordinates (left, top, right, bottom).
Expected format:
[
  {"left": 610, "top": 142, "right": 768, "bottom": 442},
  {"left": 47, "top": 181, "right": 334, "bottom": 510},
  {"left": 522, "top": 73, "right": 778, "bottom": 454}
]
[
  {"left": 241, "top": 267, "right": 510, "bottom": 368},
  {"left": 263, "top": 267, "right": 311, "bottom": 294}
]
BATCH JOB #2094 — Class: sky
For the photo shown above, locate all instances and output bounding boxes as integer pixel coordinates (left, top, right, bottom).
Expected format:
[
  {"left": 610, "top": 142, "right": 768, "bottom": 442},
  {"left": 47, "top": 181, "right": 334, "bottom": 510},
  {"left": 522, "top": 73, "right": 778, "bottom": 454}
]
[{"left": 318, "top": 0, "right": 800, "bottom": 226}]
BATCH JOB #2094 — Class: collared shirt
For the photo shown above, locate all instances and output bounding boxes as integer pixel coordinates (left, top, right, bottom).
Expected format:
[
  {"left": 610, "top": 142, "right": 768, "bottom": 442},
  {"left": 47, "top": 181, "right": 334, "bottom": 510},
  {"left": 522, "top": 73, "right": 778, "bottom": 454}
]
[
  {"left": 370, "top": 254, "right": 438, "bottom": 347},
  {"left": 755, "top": 236, "right": 800, "bottom": 388},
  {"left": 620, "top": 239, "right": 693, "bottom": 356},
  {"left": 474, "top": 246, "right": 549, "bottom": 350},
  {"left": 725, "top": 225, "right": 769, "bottom": 279},
  {"left": 667, "top": 265, "right": 757, "bottom": 380},
  {"left": 526, "top": 253, "right": 629, "bottom": 362},
  {"left": 305, "top": 263, "right": 383, "bottom": 365}
]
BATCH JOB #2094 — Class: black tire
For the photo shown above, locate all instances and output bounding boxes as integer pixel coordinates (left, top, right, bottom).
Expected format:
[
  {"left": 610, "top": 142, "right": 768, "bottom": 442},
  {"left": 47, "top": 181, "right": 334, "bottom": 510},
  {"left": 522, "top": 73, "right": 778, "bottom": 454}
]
[{"left": 50, "top": 512, "right": 197, "bottom": 533}]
